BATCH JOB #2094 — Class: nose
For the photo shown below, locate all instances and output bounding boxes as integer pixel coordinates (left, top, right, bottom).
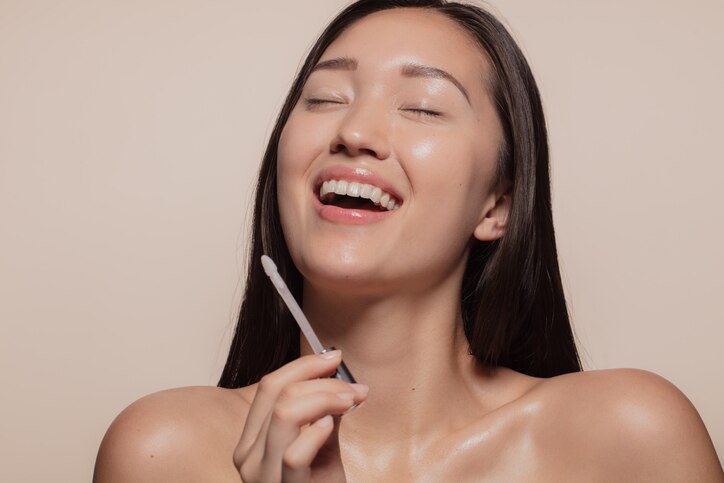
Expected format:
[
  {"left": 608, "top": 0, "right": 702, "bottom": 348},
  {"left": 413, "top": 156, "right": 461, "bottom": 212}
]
[{"left": 329, "top": 101, "right": 391, "bottom": 160}]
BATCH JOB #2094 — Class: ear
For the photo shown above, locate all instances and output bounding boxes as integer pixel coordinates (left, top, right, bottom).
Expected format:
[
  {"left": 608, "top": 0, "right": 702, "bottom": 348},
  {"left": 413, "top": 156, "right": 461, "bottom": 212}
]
[{"left": 473, "top": 189, "right": 511, "bottom": 242}]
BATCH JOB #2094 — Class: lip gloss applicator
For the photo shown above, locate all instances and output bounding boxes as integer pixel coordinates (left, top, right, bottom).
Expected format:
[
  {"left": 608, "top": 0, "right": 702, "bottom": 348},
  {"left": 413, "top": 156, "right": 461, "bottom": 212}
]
[{"left": 260, "top": 254, "right": 358, "bottom": 386}]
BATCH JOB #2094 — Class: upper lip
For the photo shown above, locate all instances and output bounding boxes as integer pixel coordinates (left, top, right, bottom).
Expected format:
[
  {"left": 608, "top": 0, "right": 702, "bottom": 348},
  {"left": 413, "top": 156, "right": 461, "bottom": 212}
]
[{"left": 313, "top": 165, "right": 404, "bottom": 202}]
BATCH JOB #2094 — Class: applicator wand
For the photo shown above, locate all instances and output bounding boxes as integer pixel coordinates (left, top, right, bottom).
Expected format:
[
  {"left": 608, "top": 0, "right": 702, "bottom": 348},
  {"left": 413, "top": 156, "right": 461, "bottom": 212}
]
[{"left": 260, "top": 255, "right": 357, "bottom": 385}]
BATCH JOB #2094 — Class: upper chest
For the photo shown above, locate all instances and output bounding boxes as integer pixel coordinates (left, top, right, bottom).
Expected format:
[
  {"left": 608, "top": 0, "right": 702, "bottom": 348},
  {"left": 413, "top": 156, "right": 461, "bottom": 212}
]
[
  {"left": 339, "top": 406, "right": 555, "bottom": 483},
  {"left": 338, "top": 386, "right": 618, "bottom": 483}
]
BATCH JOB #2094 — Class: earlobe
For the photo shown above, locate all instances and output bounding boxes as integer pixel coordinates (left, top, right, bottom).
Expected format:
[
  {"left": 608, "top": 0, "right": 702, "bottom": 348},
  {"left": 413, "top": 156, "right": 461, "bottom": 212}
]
[{"left": 473, "top": 192, "right": 510, "bottom": 242}]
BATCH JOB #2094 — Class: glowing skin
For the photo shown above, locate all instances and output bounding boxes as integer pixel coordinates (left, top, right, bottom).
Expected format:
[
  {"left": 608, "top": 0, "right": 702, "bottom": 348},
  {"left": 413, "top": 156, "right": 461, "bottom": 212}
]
[
  {"left": 94, "top": 8, "right": 723, "bottom": 483},
  {"left": 277, "top": 9, "right": 506, "bottom": 296}
]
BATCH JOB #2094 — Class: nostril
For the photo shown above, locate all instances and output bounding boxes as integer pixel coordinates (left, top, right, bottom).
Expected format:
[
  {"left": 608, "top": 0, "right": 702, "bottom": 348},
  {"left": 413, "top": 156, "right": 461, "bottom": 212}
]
[{"left": 331, "top": 141, "right": 381, "bottom": 159}]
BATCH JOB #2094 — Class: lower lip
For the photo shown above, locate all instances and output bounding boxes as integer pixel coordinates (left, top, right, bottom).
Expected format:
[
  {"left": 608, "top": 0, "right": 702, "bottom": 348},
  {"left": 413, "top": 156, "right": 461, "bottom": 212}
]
[{"left": 312, "top": 191, "right": 397, "bottom": 225}]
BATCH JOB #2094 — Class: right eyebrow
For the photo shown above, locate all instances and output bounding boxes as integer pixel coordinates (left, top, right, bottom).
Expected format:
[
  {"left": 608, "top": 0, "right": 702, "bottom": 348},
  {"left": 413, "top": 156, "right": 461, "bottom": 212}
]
[{"left": 310, "top": 56, "right": 358, "bottom": 73}]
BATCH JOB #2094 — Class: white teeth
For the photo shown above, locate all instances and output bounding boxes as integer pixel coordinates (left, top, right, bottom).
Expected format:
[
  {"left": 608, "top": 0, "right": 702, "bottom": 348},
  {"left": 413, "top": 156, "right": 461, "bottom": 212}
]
[
  {"left": 370, "top": 187, "right": 382, "bottom": 203},
  {"left": 317, "top": 178, "right": 401, "bottom": 212},
  {"left": 335, "top": 180, "right": 348, "bottom": 195},
  {"left": 380, "top": 193, "right": 390, "bottom": 207}
]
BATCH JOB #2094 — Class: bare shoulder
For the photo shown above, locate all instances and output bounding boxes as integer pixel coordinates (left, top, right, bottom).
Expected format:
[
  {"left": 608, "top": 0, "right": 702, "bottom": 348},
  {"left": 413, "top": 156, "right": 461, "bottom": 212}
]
[
  {"left": 528, "top": 368, "right": 723, "bottom": 482},
  {"left": 93, "top": 385, "right": 252, "bottom": 483}
]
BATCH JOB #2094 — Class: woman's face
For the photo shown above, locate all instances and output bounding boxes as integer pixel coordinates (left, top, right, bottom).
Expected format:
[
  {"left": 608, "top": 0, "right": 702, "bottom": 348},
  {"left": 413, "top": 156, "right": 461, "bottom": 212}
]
[{"left": 277, "top": 8, "right": 506, "bottom": 294}]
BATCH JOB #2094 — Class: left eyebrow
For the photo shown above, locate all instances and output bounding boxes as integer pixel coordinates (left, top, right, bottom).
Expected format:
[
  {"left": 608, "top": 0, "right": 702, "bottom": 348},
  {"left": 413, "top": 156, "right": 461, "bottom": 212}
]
[{"left": 400, "top": 62, "right": 471, "bottom": 105}]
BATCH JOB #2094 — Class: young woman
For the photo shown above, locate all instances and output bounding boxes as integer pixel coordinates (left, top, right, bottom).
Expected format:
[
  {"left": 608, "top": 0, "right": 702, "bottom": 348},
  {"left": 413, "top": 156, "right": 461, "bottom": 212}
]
[{"left": 94, "top": 1, "right": 722, "bottom": 481}]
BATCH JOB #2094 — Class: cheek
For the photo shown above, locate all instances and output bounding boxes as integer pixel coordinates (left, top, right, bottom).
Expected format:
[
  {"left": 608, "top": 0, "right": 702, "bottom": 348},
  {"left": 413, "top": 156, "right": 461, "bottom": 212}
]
[
  {"left": 277, "top": 111, "right": 340, "bottom": 196},
  {"left": 401, "top": 129, "right": 498, "bottom": 225},
  {"left": 277, "top": 115, "right": 321, "bottom": 206},
  {"left": 278, "top": 115, "right": 313, "bottom": 181}
]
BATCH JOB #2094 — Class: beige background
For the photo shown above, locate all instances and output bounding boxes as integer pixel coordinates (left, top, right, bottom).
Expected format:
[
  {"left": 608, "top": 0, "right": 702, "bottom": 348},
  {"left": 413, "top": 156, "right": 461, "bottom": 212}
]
[{"left": 1, "top": 1, "right": 722, "bottom": 481}]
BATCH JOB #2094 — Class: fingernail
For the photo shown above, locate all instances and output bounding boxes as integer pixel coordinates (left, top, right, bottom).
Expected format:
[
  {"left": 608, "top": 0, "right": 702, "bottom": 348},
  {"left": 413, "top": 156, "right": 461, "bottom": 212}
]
[
  {"left": 316, "top": 415, "right": 333, "bottom": 428},
  {"left": 336, "top": 392, "right": 355, "bottom": 401},
  {"left": 350, "top": 383, "right": 369, "bottom": 395},
  {"left": 320, "top": 349, "right": 341, "bottom": 359}
]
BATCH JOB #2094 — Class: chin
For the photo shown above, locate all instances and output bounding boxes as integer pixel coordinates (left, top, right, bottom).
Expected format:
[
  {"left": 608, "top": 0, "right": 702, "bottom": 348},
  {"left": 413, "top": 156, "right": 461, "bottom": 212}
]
[{"left": 293, "top": 246, "right": 396, "bottom": 294}]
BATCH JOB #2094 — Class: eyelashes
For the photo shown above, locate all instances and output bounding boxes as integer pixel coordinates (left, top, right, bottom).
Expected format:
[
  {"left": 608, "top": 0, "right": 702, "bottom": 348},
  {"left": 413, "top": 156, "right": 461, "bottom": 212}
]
[
  {"left": 304, "top": 98, "right": 339, "bottom": 107},
  {"left": 303, "top": 98, "right": 442, "bottom": 118},
  {"left": 405, "top": 108, "right": 442, "bottom": 118}
]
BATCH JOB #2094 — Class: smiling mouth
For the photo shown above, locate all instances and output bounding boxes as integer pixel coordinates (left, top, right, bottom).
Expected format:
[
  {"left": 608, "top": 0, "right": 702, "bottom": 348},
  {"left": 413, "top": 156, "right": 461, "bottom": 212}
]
[{"left": 317, "top": 179, "right": 401, "bottom": 212}]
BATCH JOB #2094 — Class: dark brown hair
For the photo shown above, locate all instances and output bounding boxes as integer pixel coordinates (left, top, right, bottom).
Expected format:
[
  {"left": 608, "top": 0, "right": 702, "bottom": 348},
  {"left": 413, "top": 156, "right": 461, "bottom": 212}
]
[{"left": 219, "top": 0, "right": 581, "bottom": 388}]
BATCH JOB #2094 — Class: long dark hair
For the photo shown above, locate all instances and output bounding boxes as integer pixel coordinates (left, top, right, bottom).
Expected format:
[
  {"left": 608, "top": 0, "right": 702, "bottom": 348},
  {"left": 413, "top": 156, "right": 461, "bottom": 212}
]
[{"left": 219, "top": 0, "right": 581, "bottom": 388}]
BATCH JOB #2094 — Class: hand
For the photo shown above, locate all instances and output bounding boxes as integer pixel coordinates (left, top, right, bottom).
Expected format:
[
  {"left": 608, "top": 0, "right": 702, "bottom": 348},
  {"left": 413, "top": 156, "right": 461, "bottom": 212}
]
[{"left": 234, "top": 350, "right": 369, "bottom": 482}]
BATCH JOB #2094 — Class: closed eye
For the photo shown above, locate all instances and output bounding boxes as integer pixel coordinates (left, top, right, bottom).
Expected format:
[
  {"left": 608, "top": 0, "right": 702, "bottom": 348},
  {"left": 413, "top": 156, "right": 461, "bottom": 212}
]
[
  {"left": 304, "top": 98, "right": 343, "bottom": 107},
  {"left": 403, "top": 108, "right": 442, "bottom": 118}
]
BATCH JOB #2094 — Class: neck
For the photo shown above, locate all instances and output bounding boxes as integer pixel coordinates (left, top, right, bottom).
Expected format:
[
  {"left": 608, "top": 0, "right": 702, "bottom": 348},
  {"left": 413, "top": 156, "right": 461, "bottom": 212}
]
[{"left": 300, "top": 267, "right": 493, "bottom": 452}]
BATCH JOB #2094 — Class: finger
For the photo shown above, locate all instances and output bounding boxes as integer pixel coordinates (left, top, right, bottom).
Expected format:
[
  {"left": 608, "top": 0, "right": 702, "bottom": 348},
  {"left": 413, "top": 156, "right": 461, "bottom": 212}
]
[
  {"left": 280, "top": 378, "right": 369, "bottom": 403},
  {"left": 236, "top": 410, "right": 271, "bottom": 481},
  {"left": 260, "top": 391, "right": 359, "bottom": 475},
  {"left": 242, "top": 380, "right": 367, "bottom": 479},
  {"left": 258, "top": 379, "right": 367, "bottom": 451},
  {"left": 313, "top": 415, "right": 347, "bottom": 481},
  {"left": 281, "top": 415, "right": 336, "bottom": 483},
  {"left": 237, "top": 351, "right": 342, "bottom": 458}
]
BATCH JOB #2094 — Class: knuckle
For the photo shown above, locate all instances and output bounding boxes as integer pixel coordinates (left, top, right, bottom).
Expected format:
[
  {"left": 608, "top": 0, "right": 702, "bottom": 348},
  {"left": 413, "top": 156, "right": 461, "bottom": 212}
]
[
  {"left": 271, "top": 404, "right": 293, "bottom": 425},
  {"left": 258, "top": 374, "right": 276, "bottom": 392},
  {"left": 233, "top": 449, "right": 243, "bottom": 469},
  {"left": 278, "top": 385, "right": 295, "bottom": 401},
  {"left": 233, "top": 445, "right": 250, "bottom": 470},
  {"left": 282, "top": 450, "right": 307, "bottom": 470},
  {"left": 238, "top": 461, "right": 256, "bottom": 481}
]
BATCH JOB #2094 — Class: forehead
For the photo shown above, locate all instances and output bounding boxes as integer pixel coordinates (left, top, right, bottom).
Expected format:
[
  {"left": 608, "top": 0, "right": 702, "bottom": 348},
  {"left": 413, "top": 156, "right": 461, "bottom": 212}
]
[{"left": 320, "top": 8, "right": 491, "bottom": 93}]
